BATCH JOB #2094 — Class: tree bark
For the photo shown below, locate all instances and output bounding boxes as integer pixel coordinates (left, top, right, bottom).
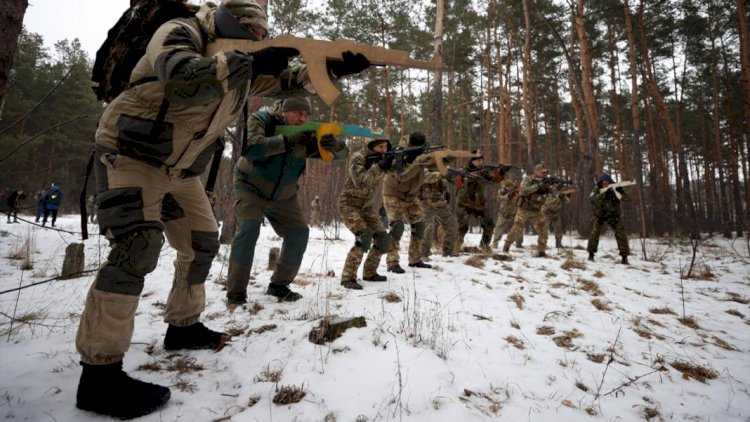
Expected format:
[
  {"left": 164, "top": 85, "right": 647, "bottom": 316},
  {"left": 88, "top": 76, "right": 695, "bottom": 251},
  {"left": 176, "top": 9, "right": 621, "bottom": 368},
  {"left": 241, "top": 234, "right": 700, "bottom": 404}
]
[
  {"left": 521, "top": 0, "right": 536, "bottom": 168},
  {"left": 430, "top": 0, "right": 444, "bottom": 144},
  {"left": 0, "top": 0, "right": 28, "bottom": 102}
]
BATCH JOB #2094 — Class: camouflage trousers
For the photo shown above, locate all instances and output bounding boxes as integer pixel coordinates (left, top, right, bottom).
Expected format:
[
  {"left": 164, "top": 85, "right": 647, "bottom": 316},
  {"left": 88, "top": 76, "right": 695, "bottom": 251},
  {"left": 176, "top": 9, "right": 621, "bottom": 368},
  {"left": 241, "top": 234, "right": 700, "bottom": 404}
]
[
  {"left": 587, "top": 213, "right": 629, "bottom": 256},
  {"left": 544, "top": 210, "right": 563, "bottom": 243},
  {"left": 457, "top": 206, "right": 494, "bottom": 248},
  {"left": 491, "top": 211, "right": 519, "bottom": 248},
  {"left": 504, "top": 208, "right": 547, "bottom": 253},
  {"left": 338, "top": 198, "right": 387, "bottom": 280},
  {"left": 421, "top": 203, "right": 458, "bottom": 257},
  {"left": 383, "top": 195, "right": 423, "bottom": 266}
]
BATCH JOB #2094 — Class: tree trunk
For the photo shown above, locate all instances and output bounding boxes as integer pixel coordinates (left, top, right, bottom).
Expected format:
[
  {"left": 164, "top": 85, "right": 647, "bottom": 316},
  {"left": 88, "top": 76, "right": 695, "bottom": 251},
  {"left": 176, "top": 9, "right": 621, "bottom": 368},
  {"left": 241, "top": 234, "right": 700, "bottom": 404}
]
[
  {"left": 521, "top": 0, "right": 536, "bottom": 169},
  {"left": 430, "top": 0, "right": 444, "bottom": 144},
  {"left": 0, "top": 0, "right": 28, "bottom": 101}
]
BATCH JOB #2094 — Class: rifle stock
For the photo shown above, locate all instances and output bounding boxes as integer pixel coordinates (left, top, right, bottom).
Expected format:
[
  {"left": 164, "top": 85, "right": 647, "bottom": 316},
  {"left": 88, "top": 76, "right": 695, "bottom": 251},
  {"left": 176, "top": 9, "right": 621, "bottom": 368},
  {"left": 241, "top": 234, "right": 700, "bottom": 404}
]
[
  {"left": 274, "top": 121, "right": 384, "bottom": 162},
  {"left": 205, "top": 35, "right": 442, "bottom": 105},
  {"left": 599, "top": 180, "right": 636, "bottom": 200}
]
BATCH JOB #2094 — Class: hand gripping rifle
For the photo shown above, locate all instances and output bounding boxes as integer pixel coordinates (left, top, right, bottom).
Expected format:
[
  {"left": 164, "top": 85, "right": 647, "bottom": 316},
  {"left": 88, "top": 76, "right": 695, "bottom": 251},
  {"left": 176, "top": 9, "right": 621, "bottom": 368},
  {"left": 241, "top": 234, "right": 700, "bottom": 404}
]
[
  {"left": 205, "top": 35, "right": 441, "bottom": 106},
  {"left": 365, "top": 144, "right": 447, "bottom": 174},
  {"left": 274, "top": 121, "right": 384, "bottom": 161},
  {"left": 599, "top": 180, "right": 637, "bottom": 200}
]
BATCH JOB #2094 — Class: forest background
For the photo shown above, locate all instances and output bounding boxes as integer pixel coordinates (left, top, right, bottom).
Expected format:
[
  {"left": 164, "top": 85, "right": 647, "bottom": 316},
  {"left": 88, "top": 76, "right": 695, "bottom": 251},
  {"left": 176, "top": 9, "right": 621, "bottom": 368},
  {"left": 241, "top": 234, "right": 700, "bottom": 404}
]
[{"left": 0, "top": 0, "right": 747, "bottom": 248}]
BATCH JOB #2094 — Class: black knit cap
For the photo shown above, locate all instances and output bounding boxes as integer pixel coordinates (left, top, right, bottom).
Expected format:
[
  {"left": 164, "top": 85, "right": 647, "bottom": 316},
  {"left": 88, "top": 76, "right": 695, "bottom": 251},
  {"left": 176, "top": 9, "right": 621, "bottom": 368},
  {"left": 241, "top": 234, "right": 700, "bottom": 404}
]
[{"left": 408, "top": 131, "right": 426, "bottom": 147}]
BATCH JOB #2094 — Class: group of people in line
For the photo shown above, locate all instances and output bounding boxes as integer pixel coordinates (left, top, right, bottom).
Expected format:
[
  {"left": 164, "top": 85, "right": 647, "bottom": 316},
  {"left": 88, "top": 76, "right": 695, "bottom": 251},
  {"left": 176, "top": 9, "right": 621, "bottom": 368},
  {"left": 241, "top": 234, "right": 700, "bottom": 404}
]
[
  {"left": 54, "top": 0, "right": 632, "bottom": 419},
  {"left": 2, "top": 182, "right": 62, "bottom": 227}
]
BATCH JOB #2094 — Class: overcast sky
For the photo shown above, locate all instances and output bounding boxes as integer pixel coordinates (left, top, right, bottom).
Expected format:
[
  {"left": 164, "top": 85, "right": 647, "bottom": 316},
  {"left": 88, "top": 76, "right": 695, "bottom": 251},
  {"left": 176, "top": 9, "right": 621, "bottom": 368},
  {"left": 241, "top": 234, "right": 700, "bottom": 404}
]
[{"left": 23, "top": 0, "right": 133, "bottom": 59}]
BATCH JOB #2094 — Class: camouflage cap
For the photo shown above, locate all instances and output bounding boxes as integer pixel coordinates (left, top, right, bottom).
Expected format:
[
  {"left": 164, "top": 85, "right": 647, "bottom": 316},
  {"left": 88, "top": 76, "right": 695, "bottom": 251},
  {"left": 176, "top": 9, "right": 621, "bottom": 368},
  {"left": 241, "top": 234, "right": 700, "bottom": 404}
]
[
  {"left": 534, "top": 163, "right": 548, "bottom": 173},
  {"left": 219, "top": 0, "right": 268, "bottom": 38}
]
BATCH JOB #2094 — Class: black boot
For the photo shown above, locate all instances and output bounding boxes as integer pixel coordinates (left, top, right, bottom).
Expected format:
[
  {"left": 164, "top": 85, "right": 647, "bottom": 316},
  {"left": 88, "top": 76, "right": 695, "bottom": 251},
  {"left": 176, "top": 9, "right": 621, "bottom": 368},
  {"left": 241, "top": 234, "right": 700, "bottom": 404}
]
[
  {"left": 266, "top": 283, "right": 302, "bottom": 302},
  {"left": 164, "top": 322, "right": 230, "bottom": 351},
  {"left": 555, "top": 239, "right": 563, "bottom": 248},
  {"left": 588, "top": 252, "right": 595, "bottom": 262},
  {"left": 387, "top": 265, "right": 406, "bottom": 274},
  {"left": 341, "top": 280, "right": 363, "bottom": 290},
  {"left": 76, "top": 361, "right": 170, "bottom": 419},
  {"left": 363, "top": 273, "right": 387, "bottom": 282},
  {"left": 408, "top": 261, "right": 432, "bottom": 269},
  {"left": 621, "top": 255, "right": 629, "bottom": 265}
]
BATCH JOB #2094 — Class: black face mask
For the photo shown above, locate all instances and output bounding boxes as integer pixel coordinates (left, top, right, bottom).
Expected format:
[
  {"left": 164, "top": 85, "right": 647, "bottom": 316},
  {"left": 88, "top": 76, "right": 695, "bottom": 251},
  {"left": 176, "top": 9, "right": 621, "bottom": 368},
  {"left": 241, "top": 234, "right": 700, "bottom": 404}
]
[{"left": 215, "top": 3, "right": 258, "bottom": 40}]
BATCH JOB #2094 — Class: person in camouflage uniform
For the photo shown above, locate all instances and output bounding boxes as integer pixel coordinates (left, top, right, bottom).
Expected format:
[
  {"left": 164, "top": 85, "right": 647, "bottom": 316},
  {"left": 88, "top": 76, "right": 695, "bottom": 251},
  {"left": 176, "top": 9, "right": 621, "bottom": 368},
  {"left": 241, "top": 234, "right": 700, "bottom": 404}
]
[
  {"left": 456, "top": 151, "right": 502, "bottom": 250},
  {"left": 420, "top": 169, "right": 458, "bottom": 258},
  {"left": 382, "top": 132, "right": 434, "bottom": 273},
  {"left": 338, "top": 139, "right": 394, "bottom": 289},
  {"left": 503, "top": 163, "right": 552, "bottom": 257},
  {"left": 226, "top": 98, "right": 347, "bottom": 305},
  {"left": 310, "top": 195, "right": 322, "bottom": 227},
  {"left": 542, "top": 183, "right": 572, "bottom": 249},
  {"left": 74, "top": 1, "right": 369, "bottom": 418},
  {"left": 491, "top": 179, "right": 521, "bottom": 249},
  {"left": 587, "top": 173, "right": 630, "bottom": 264}
]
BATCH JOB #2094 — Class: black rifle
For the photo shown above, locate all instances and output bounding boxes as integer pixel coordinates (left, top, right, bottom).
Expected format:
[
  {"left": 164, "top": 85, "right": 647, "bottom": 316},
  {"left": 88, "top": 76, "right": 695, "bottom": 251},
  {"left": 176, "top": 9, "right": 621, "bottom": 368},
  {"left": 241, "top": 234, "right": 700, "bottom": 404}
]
[
  {"left": 542, "top": 176, "right": 581, "bottom": 187},
  {"left": 365, "top": 144, "right": 446, "bottom": 173},
  {"left": 447, "top": 167, "right": 498, "bottom": 183}
]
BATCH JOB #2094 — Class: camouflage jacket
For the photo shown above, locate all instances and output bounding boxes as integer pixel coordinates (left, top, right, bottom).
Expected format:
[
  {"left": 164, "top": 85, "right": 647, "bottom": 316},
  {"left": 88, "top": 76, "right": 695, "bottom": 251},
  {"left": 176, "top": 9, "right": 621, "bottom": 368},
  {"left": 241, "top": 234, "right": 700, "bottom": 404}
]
[
  {"left": 420, "top": 170, "right": 449, "bottom": 208},
  {"left": 95, "top": 3, "right": 313, "bottom": 174},
  {"left": 590, "top": 186, "right": 625, "bottom": 218},
  {"left": 382, "top": 155, "right": 433, "bottom": 201},
  {"left": 235, "top": 108, "right": 346, "bottom": 201},
  {"left": 338, "top": 145, "right": 389, "bottom": 209},
  {"left": 457, "top": 164, "right": 500, "bottom": 211},
  {"left": 542, "top": 187, "right": 570, "bottom": 215},
  {"left": 496, "top": 187, "right": 517, "bottom": 216},
  {"left": 516, "top": 175, "right": 550, "bottom": 212}
]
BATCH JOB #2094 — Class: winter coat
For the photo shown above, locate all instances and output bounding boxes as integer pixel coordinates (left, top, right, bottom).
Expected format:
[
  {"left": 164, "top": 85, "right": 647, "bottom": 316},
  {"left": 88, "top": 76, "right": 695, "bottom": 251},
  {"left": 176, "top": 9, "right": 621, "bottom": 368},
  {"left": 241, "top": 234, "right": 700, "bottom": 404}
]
[
  {"left": 419, "top": 170, "right": 449, "bottom": 208},
  {"left": 44, "top": 186, "right": 63, "bottom": 210},
  {"left": 338, "top": 144, "right": 391, "bottom": 209},
  {"left": 6, "top": 191, "right": 27, "bottom": 208},
  {"left": 382, "top": 155, "right": 432, "bottom": 201},
  {"left": 516, "top": 175, "right": 549, "bottom": 212},
  {"left": 590, "top": 186, "right": 625, "bottom": 218},
  {"left": 95, "top": 3, "right": 314, "bottom": 175},
  {"left": 457, "top": 163, "right": 499, "bottom": 211},
  {"left": 234, "top": 108, "right": 347, "bottom": 201}
]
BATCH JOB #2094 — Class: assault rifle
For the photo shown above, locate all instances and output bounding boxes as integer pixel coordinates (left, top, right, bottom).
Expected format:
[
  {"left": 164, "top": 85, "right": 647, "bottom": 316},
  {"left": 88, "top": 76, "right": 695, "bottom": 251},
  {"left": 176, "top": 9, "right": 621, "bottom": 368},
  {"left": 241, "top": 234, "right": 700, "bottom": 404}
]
[
  {"left": 275, "top": 121, "right": 384, "bottom": 161},
  {"left": 365, "top": 144, "right": 446, "bottom": 174},
  {"left": 446, "top": 167, "right": 499, "bottom": 184},
  {"left": 206, "top": 35, "right": 441, "bottom": 106},
  {"left": 542, "top": 176, "right": 581, "bottom": 187},
  {"left": 599, "top": 180, "right": 637, "bottom": 200}
]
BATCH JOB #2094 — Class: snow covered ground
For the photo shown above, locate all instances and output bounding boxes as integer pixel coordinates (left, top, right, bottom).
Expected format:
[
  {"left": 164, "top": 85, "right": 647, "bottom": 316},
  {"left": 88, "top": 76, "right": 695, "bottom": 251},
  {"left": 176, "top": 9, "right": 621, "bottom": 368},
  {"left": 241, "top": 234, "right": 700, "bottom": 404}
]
[{"left": 1, "top": 214, "right": 749, "bottom": 421}]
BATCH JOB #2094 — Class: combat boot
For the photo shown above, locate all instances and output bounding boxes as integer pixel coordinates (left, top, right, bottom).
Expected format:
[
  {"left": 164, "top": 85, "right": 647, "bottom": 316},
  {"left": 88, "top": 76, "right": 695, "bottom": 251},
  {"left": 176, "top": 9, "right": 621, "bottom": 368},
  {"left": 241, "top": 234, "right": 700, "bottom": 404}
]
[
  {"left": 164, "top": 322, "right": 230, "bottom": 351},
  {"left": 363, "top": 273, "right": 387, "bottom": 282},
  {"left": 341, "top": 280, "right": 363, "bottom": 290},
  {"left": 387, "top": 264, "right": 406, "bottom": 274},
  {"left": 621, "top": 255, "right": 629, "bottom": 265},
  {"left": 266, "top": 284, "right": 302, "bottom": 302},
  {"left": 555, "top": 239, "right": 563, "bottom": 248},
  {"left": 536, "top": 251, "right": 547, "bottom": 258},
  {"left": 588, "top": 252, "right": 595, "bottom": 262},
  {"left": 409, "top": 261, "right": 432, "bottom": 269},
  {"left": 76, "top": 361, "right": 170, "bottom": 419}
]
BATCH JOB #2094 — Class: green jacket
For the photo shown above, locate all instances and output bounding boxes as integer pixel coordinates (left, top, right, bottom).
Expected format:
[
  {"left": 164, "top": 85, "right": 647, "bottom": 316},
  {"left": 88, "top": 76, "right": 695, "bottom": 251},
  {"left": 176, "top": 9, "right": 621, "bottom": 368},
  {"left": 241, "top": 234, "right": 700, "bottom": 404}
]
[
  {"left": 382, "top": 155, "right": 432, "bottom": 201},
  {"left": 590, "top": 186, "right": 625, "bottom": 218},
  {"left": 235, "top": 109, "right": 347, "bottom": 201},
  {"left": 458, "top": 164, "right": 499, "bottom": 211}
]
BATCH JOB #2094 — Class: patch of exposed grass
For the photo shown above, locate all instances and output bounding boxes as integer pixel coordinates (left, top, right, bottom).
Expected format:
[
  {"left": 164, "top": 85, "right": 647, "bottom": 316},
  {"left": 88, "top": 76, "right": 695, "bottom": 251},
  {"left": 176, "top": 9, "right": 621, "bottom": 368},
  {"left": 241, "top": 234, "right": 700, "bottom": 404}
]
[
  {"left": 574, "top": 380, "right": 589, "bottom": 392},
  {"left": 136, "top": 361, "right": 162, "bottom": 371},
  {"left": 536, "top": 326, "right": 555, "bottom": 336},
  {"left": 464, "top": 254, "right": 489, "bottom": 269},
  {"left": 670, "top": 361, "right": 718, "bottom": 383},
  {"left": 560, "top": 259, "right": 586, "bottom": 271},
  {"left": 248, "top": 302, "right": 264, "bottom": 315},
  {"left": 552, "top": 330, "right": 582, "bottom": 349},
  {"left": 592, "top": 270, "right": 605, "bottom": 278},
  {"left": 577, "top": 278, "right": 603, "bottom": 296},
  {"left": 504, "top": 335, "right": 525, "bottom": 350},
  {"left": 166, "top": 356, "right": 203, "bottom": 374},
  {"left": 509, "top": 293, "right": 525, "bottom": 310},
  {"left": 591, "top": 298, "right": 612, "bottom": 311},
  {"left": 725, "top": 309, "right": 745, "bottom": 318},
  {"left": 381, "top": 292, "right": 401, "bottom": 303},
  {"left": 725, "top": 292, "right": 749, "bottom": 304},
  {"left": 632, "top": 327, "right": 652, "bottom": 339},
  {"left": 711, "top": 335, "right": 735, "bottom": 350},
  {"left": 642, "top": 406, "right": 661, "bottom": 420},
  {"left": 646, "top": 318, "right": 665, "bottom": 328},
  {"left": 473, "top": 313, "right": 492, "bottom": 321},
  {"left": 678, "top": 316, "right": 700, "bottom": 329},
  {"left": 247, "top": 395, "right": 260, "bottom": 407},
  {"left": 255, "top": 365, "right": 283, "bottom": 383},
  {"left": 586, "top": 353, "right": 605, "bottom": 363},
  {"left": 549, "top": 282, "right": 567, "bottom": 289},
  {"left": 649, "top": 306, "right": 676, "bottom": 315},
  {"left": 248, "top": 324, "right": 277, "bottom": 335},
  {"left": 272, "top": 385, "right": 306, "bottom": 405}
]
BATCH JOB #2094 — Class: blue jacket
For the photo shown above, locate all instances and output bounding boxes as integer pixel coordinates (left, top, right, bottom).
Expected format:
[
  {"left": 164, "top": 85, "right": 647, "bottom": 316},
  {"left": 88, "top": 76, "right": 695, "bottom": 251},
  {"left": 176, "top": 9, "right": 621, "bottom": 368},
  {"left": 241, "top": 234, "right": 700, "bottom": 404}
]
[{"left": 44, "top": 185, "right": 63, "bottom": 210}]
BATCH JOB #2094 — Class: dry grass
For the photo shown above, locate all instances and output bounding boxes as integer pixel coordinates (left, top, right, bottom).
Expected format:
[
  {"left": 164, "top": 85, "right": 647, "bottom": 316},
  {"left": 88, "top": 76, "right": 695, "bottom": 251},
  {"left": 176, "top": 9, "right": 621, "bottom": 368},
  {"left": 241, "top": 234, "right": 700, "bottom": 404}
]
[
  {"left": 632, "top": 327, "right": 652, "bottom": 339},
  {"left": 649, "top": 306, "right": 676, "bottom": 315},
  {"left": 592, "top": 270, "right": 605, "bottom": 278},
  {"left": 381, "top": 292, "right": 401, "bottom": 303},
  {"left": 166, "top": 356, "right": 204, "bottom": 374},
  {"left": 247, "top": 302, "right": 264, "bottom": 315},
  {"left": 552, "top": 330, "right": 582, "bottom": 349},
  {"left": 255, "top": 365, "right": 283, "bottom": 383},
  {"left": 509, "top": 293, "right": 525, "bottom": 310},
  {"left": 473, "top": 313, "right": 492, "bottom": 321},
  {"left": 247, "top": 395, "right": 261, "bottom": 407},
  {"left": 725, "top": 309, "right": 745, "bottom": 318},
  {"left": 504, "top": 335, "right": 525, "bottom": 350},
  {"left": 711, "top": 335, "right": 735, "bottom": 350},
  {"left": 549, "top": 282, "right": 567, "bottom": 289},
  {"left": 574, "top": 380, "right": 589, "bottom": 392},
  {"left": 577, "top": 278, "right": 603, "bottom": 296},
  {"left": 464, "top": 254, "right": 489, "bottom": 269},
  {"left": 136, "top": 361, "right": 162, "bottom": 371},
  {"left": 642, "top": 406, "right": 661, "bottom": 420},
  {"left": 560, "top": 259, "right": 586, "bottom": 271},
  {"left": 248, "top": 324, "right": 277, "bottom": 335},
  {"left": 586, "top": 353, "right": 605, "bottom": 363},
  {"left": 678, "top": 316, "right": 700, "bottom": 329},
  {"left": 591, "top": 298, "right": 612, "bottom": 311},
  {"left": 689, "top": 264, "right": 716, "bottom": 280},
  {"left": 670, "top": 361, "right": 718, "bottom": 383},
  {"left": 724, "top": 292, "right": 749, "bottom": 304},
  {"left": 272, "top": 385, "right": 306, "bottom": 405},
  {"left": 536, "top": 326, "right": 555, "bottom": 336}
]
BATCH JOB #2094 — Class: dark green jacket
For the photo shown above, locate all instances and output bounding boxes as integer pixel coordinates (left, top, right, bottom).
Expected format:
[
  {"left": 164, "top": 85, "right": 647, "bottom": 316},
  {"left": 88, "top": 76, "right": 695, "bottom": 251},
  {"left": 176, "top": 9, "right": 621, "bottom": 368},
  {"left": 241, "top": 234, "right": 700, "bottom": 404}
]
[
  {"left": 590, "top": 186, "right": 625, "bottom": 218},
  {"left": 234, "top": 109, "right": 346, "bottom": 201}
]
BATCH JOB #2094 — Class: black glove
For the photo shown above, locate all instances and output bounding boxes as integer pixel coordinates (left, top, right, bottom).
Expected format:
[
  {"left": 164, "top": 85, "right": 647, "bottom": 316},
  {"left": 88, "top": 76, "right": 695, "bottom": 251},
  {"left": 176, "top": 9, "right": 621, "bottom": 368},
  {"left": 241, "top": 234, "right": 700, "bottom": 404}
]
[
  {"left": 318, "top": 134, "right": 346, "bottom": 152},
  {"left": 378, "top": 154, "right": 394, "bottom": 171},
  {"left": 284, "top": 130, "right": 315, "bottom": 150},
  {"left": 252, "top": 47, "right": 299, "bottom": 76},
  {"left": 327, "top": 51, "right": 370, "bottom": 78}
]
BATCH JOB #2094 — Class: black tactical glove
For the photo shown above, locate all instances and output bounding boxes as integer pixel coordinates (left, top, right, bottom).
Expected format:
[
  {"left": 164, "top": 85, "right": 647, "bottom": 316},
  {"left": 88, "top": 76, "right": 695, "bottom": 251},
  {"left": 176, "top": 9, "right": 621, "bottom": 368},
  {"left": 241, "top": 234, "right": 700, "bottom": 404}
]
[
  {"left": 318, "top": 134, "right": 347, "bottom": 152},
  {"left": 327, "top": 51, "right": 370, "bottom": 78},
  {"left": 378, "top": 153, "right": 394, "bottom": 171},
  {"left": 252, "top": 47, "right": 299, "bottom": 76},
  {"left": 284, "top": 130, "right": 315, "bottom": 151}
]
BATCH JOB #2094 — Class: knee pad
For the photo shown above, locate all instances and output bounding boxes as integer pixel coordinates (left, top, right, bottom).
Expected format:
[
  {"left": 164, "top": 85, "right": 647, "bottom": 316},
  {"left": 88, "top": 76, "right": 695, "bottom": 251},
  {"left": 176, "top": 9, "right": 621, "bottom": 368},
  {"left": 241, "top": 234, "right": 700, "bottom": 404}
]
[
  {"left": 373, "top": 231, "right": 390, "bottom": 251},
  {"left": 187, "top": 231, "right": 220, "bottom": 284},
  {"left": 355, "top": 229, "right": 374, "bottom": 251},
  {"left": 97, "top": 227, "right": 164, "bottom": 295},
  {"left": 389, "top": 220, "right": 405, "bottom": 240},
  {"left": 411, "top": 221, "right": 426, "bottom": 239}
]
